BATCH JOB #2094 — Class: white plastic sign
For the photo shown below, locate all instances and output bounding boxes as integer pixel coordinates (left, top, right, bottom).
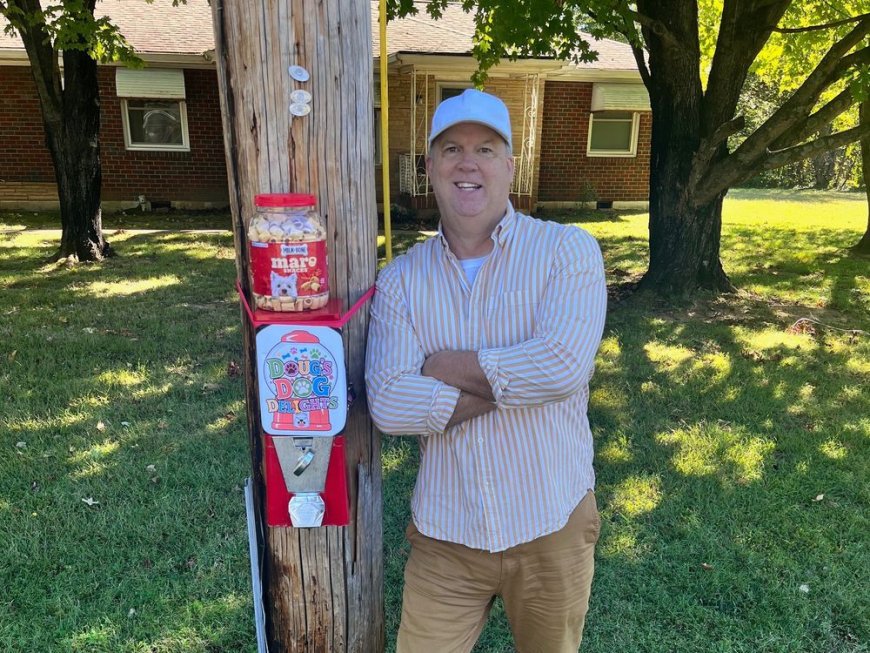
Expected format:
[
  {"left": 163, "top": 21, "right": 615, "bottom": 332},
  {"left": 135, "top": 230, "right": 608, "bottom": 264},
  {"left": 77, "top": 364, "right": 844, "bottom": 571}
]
[{"left": 256, "top": 325, "right": 347, "bottom": 436}]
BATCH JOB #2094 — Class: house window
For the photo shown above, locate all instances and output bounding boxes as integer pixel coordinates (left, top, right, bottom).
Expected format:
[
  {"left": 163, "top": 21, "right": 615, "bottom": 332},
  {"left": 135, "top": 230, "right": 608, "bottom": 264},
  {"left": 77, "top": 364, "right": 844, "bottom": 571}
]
[
  {"left": 587, "top": 111, "right": 639, "bottom": 157},
  {"left": 121, "top": 99, "right": 190, "bottom": 151},
  {"left": 116, "top": 68, "right": 190, "bottom": 152},
  {"left": 437, "top": 82, "right": 473, "bottom": 104}
]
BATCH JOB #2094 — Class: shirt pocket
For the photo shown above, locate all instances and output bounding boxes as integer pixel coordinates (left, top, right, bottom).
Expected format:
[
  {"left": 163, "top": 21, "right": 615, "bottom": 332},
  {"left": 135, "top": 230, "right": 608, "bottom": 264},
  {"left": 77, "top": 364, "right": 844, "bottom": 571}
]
[
  {"left": 498, "top": 290, "right": 537, "bottom": 307},
  {"left": 485, "top": 289, "right": 539, "bottom": 347}
]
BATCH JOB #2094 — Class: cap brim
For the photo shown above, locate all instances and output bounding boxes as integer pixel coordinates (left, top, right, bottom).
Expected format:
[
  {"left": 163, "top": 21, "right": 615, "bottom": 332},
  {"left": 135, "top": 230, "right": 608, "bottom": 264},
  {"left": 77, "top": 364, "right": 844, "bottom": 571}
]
[{"left": 429, "top": 119, "right": 512, "bottom": 149}]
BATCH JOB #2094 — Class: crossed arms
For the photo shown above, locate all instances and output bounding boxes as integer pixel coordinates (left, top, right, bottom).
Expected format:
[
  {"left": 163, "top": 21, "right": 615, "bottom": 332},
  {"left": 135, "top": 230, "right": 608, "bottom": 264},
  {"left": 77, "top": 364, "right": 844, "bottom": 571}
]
[
  {"left": 365, "top": 228, "right": 607, "bottom": 435},
  {"left": 421, "top": 351, "right": 497, "bottom": 428}
]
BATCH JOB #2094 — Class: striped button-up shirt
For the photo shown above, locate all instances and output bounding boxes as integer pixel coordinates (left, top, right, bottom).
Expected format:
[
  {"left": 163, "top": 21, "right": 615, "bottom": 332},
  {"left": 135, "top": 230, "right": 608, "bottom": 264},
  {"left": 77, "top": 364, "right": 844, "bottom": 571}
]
[{"left": 365, "top": 206, "right": 607, "bottom": 552}]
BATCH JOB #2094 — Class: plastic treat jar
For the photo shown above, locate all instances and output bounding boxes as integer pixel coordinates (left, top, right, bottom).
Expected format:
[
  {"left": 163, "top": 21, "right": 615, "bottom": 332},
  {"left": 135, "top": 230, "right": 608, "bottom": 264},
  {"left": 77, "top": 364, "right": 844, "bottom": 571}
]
[{"left": 248, "top": 193, "right": 330, "bottom": 311}]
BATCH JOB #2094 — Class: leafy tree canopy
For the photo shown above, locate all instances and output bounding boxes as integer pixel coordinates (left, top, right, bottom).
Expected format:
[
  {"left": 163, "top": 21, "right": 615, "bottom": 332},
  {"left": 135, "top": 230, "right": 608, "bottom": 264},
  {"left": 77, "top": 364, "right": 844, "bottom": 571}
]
[
  {"left": 0, "top": 0, "right": 140, "bottom": 65},
  {"left": 388, "top": 0, "right": 870, "bottom": 291},
  {"left": 389, "top": 0, "right": 870, "bottom": 101}
]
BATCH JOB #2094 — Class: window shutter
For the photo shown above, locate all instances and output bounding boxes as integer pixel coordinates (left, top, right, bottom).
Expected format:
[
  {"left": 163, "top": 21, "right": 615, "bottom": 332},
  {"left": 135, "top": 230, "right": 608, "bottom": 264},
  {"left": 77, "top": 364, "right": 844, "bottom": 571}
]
[
  {"left": 116, "top": 68, "right": 186, "bottom": 99},
  {"left": 590, "top": 83, "right": 649, "bottom": 112}
]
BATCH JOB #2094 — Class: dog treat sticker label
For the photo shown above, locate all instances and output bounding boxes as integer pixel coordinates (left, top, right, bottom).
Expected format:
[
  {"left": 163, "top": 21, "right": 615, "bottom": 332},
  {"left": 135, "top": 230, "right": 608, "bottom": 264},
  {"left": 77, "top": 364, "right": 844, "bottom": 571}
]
[
  {"left": 249, "top": 239, "right": 328, "bottom": 298},
  {"left": 256, "top": 325, "right": 347, "bottom": 436}
]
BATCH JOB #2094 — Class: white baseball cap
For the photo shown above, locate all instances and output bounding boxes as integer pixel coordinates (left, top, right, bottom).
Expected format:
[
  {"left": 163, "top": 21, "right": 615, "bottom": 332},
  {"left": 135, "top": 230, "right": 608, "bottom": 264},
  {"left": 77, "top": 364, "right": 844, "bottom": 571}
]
[{"left": 428, "top": 89, "right": 512, "bottom": 151}]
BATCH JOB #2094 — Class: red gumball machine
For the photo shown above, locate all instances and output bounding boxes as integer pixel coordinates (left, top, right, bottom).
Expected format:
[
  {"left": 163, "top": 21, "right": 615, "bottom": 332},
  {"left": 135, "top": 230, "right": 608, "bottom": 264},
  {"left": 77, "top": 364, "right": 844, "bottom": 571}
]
[
  {"left": 255, "top": 324, "right": 349, "bottom": 528},
  {"left": 240, "top": 192, "right": 373, "bottom": 529}
]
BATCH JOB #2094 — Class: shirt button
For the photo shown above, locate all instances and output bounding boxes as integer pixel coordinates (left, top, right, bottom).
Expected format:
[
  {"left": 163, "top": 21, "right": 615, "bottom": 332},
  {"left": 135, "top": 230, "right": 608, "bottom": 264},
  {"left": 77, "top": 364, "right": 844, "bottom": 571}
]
[{"left": 477, "top": 437, "right": 484, "bottom": 444}]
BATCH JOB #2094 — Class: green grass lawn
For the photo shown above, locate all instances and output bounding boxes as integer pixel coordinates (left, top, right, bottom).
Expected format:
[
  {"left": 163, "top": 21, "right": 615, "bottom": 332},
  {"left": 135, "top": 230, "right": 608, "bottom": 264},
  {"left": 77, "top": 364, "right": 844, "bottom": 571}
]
[
  {"left": 2, "top": 189, "right": 868, "bottom": 652},
  {"left": 0, "top": 227, "right": 251, "bottom": 651}
]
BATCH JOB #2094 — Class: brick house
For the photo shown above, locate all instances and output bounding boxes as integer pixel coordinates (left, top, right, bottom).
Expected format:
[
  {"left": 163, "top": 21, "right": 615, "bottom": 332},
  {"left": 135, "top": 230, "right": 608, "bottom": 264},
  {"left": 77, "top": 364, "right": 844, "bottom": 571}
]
[
  {"left": 0, "top": 0, "right": 650, "bottom": 211},
  {"left": 0, "top": 0, "right": 228, "bottom": 210},
  {"left": 374, "top": 4, "right": 651, "bottom": 212}
]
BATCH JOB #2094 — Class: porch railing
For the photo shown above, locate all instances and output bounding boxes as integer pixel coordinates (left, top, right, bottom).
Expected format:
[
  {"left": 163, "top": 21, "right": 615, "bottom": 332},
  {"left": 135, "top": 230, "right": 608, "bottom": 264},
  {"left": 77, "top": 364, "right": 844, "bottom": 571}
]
[{"left": 398, "top": 153, "right": 429, "bottom": 196}]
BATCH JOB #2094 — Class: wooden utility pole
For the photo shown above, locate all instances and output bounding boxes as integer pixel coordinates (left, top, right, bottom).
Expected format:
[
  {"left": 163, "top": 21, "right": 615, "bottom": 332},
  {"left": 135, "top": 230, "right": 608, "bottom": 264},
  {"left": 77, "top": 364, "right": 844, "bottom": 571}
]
[{"left": 210, "top": 1, "right": 382, "bottom": 650}]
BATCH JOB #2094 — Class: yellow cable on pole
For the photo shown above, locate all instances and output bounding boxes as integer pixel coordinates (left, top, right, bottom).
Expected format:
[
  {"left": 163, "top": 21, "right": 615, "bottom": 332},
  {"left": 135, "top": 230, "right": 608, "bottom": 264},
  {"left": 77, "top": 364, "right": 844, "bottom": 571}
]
[{"left": 379, "top": 0, "right": 393, "bottom": 262}]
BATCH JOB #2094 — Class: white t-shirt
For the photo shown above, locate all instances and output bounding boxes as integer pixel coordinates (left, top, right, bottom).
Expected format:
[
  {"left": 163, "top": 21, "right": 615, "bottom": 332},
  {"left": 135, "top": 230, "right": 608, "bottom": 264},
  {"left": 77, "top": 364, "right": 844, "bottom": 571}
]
[{"left": 460, "top": 255, "right": 488, "bottom": 287}]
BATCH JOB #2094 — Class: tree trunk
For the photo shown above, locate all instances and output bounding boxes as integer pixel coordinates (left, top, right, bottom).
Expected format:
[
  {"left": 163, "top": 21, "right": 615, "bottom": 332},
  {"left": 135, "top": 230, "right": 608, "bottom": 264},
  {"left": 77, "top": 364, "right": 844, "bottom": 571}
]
[
  {"left": 643, "top": 173, "right": 733, "bottom": 293},
  {"left": 637, "top": 1, "right": 734, "bottom": 294},
  {"left": 211, "top": 0, "right": 381, "bottom": 650},
  {"left": 43, "top": 49, "right": 110, "bottom": 262},
  {"left": 13, "top": 0, "right": 111, "bottom": 263},
  {"left": 853, "top": 99, "right": 870, "bottom": 253},
  {"left": 811, "top": 124, "right": 836, "bottom": 189}
]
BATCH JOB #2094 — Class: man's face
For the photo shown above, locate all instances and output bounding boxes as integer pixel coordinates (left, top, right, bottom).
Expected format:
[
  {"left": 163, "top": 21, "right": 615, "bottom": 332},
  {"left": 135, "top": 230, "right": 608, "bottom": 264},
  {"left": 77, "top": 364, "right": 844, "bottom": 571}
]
[{"left": 427, "top": 122, "right": 514, "bottom": 234}]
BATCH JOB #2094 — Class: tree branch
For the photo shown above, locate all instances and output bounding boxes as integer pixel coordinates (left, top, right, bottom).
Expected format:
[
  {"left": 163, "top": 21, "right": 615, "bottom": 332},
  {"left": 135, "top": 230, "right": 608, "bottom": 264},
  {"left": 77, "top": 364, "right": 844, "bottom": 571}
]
[
  {"left": 585, "top": 7, "right": 651, "bottom": 88},
  {"left": 702, "top": 0, "right": 791, "bottom": 134},
  {"left": 689, "top": 116, "right": 747, "bottom": 191},
  {"left": 773, "top": 12, "right": 870, "bottom": 33},
  {"left": 762, "top": 123, "right": 870, "bottom": 170},
  {"left": 6, "top": 0, "right": 63, "bottom": 125},
  {"left": 739, "top": 16, "right": 870, "bottom": 153},
  {"left": 630, "top": 41, "right": 651, "bottom": 88},
  {"left": 830, "top": 44, "right": 870, "bottom": 83},
  {"left": 628, "top": 9, "right": 680, "bottom": 49},
  {"left": 709, "top": 115, "right": 746, "bottom": 147},
  {"left": 771, "top": 86, "right": 856, "bottom": 149},
  {"left": 696, "top": 123, "right": 870, "bottom": 206},
  {"left": 613, "top": 11, "right": 651, "bottom": 87},
  {"left": 694, "top": 14, "right": 870, "bottom": 203}
]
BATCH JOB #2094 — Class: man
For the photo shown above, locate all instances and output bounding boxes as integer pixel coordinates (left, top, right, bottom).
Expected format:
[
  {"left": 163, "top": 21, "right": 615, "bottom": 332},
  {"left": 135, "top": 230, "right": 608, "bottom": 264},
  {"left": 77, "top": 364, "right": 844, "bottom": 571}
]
[{"left": 366, "top": 89, "right": 607, "bottom": 652}]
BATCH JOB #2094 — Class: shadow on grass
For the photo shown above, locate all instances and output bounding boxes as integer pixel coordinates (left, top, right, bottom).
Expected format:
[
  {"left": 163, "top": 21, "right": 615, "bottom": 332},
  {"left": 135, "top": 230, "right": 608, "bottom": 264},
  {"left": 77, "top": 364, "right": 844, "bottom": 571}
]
[
  {"left": 1, "top": 230, "right": 255, "bottom": 651},
  {"left": 537, "top": 208, "right": 641, "bottom": 224},
  {"left": 5, "top": 206, "right": 866, "bottom": 652},
  {"left": 599, "top": 235, "right": 650, "bottom": 276},
  {"left": 581, "top": 293, "right": 867, "bottom": 651},
  {"left": 0, "top": 209, "right": 232, "bottom": 231},
  {"left": 724, "top": 225, "right": 870, "bottom": 320},
  {"left": 728, "top": 188, "right": 866, "bottom": 204},
  {"left": 381, "top": 286, "right": 868, "bottom": 652},
  {"left": 62, "top": 592, "right": 253, "bottom": 653},
  {"left": 2, "top": 231, "right": 235, "bottom": 293}
]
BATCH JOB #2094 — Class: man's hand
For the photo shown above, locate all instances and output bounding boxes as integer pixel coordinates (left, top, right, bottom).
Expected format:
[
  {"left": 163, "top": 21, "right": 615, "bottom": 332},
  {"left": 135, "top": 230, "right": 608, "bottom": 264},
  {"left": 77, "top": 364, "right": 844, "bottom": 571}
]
[
  {"left": 445, "top": 391, "right": 496, "bottom": 428},
  {"left": 422, "top": 350, "right": 497, "bottom": 428},
  {"left": 422, "top": 350, "right": 495, "bottom": 402}
]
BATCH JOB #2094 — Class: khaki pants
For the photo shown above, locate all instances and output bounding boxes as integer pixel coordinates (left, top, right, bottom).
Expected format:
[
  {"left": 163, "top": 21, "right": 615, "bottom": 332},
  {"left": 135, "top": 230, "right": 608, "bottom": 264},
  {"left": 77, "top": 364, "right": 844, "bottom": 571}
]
[{"left": 397, "top": 491, "right": 600, "bottom": 653}]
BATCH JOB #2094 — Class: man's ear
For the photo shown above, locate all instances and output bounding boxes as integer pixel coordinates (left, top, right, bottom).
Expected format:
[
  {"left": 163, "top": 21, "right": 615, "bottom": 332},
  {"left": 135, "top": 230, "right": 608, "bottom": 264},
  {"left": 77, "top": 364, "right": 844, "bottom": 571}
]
[
  {"left": 506, "top": 152, "right": 515, "bottom": 175},
  {"left": 425, "top": 154, "right": 433, "bottom": 177}
]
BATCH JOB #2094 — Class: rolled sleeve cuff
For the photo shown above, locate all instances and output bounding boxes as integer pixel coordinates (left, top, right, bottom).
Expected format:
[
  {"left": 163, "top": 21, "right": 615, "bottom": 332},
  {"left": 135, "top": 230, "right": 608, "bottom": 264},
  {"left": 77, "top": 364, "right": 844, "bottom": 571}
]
[
  {"left": 426, "top": 382, "right": 461, "bottom": 434},
  {"left": 477, "top": 349, "right": 507, "bottom": 405}
]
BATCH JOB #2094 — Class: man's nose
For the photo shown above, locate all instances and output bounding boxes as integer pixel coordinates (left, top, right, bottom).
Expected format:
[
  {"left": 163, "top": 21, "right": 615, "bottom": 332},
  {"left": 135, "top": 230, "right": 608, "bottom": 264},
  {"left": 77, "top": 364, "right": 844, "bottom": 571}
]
[{"left": 457, "top": 153, "right": 479, "bottom": 170}]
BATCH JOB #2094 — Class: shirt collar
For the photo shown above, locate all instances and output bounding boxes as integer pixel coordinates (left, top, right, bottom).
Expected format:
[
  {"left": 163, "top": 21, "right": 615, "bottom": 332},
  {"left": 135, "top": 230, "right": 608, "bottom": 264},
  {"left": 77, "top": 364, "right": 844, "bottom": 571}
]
[
  {"left": 493, "top": 201, "right": 517, "bottom": 245},
  {"left": 437, "top": 201, "right": 518, "bottom": 252}
]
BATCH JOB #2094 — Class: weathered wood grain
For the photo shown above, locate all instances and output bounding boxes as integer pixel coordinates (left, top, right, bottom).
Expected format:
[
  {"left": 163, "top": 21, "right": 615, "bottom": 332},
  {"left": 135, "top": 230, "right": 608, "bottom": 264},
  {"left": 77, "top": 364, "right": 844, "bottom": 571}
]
[{"left": 211, "top": 0, "right": 381, "bottom": 650}]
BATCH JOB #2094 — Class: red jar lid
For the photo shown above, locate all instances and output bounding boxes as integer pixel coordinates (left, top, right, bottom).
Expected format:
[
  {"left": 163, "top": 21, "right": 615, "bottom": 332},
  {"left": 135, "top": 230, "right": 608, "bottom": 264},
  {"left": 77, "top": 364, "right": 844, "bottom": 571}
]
[{"left": 254, "top": 193, "right": 316, "bottom": 208}]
